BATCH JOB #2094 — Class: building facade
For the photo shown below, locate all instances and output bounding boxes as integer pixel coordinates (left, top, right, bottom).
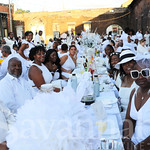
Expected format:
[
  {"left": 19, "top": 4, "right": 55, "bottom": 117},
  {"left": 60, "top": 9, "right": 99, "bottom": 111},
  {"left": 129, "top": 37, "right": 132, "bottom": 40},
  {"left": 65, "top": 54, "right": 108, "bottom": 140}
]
[
  {"left": 0, "top": 3, "right": 13, "bottom": 40},
  {"left": 13, "top": 7, "right": 129, "bottom": 44},
  {"left": 128, "top": 0, "right": 150, "bottom": 34}
]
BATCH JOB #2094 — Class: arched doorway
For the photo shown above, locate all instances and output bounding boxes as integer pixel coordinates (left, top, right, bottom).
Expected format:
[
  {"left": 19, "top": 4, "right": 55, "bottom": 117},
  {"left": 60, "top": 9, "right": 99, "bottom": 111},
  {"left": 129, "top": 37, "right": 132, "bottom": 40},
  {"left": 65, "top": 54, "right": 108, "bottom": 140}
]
[{"left": 106, "top": 24, "right": 123, "bottom": 35}]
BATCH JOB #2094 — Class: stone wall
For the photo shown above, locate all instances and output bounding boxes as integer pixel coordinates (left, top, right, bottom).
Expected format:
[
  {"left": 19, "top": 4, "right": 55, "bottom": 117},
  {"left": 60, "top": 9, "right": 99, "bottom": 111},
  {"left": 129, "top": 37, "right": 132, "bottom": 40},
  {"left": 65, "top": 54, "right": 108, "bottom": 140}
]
[{"left": 128, "top": 0, "right": 150, "bottom": 33}]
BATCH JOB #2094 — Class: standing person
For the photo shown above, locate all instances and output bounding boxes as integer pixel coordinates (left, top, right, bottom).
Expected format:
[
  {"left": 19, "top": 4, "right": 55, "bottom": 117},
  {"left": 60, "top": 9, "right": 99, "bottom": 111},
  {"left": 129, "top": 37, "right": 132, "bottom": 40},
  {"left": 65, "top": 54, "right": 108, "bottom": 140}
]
[
  {"left": 123, "top": 58, "right": 150, "bottom": 150},
  {"left": 136, "top": 29, "right": 143, "bottom": 41},
  {"left": 120, "top": 27, "right": 130, "bottom": 46},
  {"left": 61, "top": 45, "right": 77, "bottom": 80},
  {"left": 34, "top": 30, "right": 44, "bottom": 45},
  {"left": 0, "top": 57, "right": 35, "bottom": 114},
  {"left": 115, "top": 50, "right": 136, "bottom": 120},
  {"left": 144, "top": 31, "right": 150, "bottom": 47},
  {"left": 28, "top": 46, "right": 52, "bottom": 90},
  {"left": 18, "top": 31, "right": 35, "bottom": 60},
  {"left": 3, "top": 32, "right": 17, "bottom": 51}
]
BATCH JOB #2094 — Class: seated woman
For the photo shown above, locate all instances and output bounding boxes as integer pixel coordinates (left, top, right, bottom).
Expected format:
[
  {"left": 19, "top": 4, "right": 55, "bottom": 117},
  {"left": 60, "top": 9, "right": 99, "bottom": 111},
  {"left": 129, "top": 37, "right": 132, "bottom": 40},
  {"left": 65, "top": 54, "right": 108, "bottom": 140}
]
[
  {"left": 58, "top": 43, "right": 68, "bottom": 59},
  {"left": 109, "top": 52, "right": 121, "bottom": 88},
  {"left": 123, "top": 58, "right": 150, "bottom": 150},
  {"left": 104, "top": 44, "right": 114, "bottom": 70},
  {"left": 137, "top": 38, "right": 149, "bottom": 55},
  {"left": 44, "top": 49, "right": 61, "bottom": 81},
  {"left": 18, "top": 31, "right": 35, "bottom": 60},
  {"left": 28, "top": 46, "right": 52, "bottom": 90},
  {"left": 115, "top": 50, "right": 136, "bottom": 120},
  {"left": 61, "top": 45, "right": 77, "bottom": 80}
]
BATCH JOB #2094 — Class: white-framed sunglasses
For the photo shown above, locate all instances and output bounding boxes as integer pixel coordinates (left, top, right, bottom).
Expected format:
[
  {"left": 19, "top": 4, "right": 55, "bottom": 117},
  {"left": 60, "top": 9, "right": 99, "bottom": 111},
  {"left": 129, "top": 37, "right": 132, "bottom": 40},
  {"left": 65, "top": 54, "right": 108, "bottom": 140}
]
[{"left": 130, "top": 68, "right": 150, "bottom": 79}]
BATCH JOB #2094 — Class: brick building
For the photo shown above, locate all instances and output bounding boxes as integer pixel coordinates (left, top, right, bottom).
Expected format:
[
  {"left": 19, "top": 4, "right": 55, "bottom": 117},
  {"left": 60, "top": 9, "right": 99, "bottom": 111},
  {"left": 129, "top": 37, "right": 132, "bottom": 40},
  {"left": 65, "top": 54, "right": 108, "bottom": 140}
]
[
  {"left": 13, "top": 0, "right": 150, "bottom": 43},
  {"left": 13, "top": 7, "right": 129, "bottom": 44},
  {"left": 128, "top": 0, "right": 150, "bottom": 34},
  {"left": 0, "top": 3, "right": 13, "bottom": 40}
]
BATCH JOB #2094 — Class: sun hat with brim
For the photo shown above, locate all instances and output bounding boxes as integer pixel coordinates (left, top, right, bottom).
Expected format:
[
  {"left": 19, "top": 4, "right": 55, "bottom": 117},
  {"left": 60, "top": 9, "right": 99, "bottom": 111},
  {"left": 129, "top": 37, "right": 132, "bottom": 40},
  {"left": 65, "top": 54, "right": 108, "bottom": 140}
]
[{"left": 115, "top": 50, "right": 136, "bottom": 69}]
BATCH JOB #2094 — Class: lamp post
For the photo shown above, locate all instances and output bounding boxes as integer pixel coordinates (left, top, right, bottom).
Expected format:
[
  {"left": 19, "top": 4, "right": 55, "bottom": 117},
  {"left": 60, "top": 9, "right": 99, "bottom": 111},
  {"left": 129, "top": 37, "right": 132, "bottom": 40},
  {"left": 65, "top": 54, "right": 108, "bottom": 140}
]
[{"left": 9, "top": 0, "right": 12, "bottom": 32}]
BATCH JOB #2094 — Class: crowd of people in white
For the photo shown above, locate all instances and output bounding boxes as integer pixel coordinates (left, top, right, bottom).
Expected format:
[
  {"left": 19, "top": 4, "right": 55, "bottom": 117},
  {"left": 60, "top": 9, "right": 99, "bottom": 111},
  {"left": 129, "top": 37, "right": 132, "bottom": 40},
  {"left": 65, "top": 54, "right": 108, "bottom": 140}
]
[{"left": 0, "top": 27, "right": 150, "bottom": 150}]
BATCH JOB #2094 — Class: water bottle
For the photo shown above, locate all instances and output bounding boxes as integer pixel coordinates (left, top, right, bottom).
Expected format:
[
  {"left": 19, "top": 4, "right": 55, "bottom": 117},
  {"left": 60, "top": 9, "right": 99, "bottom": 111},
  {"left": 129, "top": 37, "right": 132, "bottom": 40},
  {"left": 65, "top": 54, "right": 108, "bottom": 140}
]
[
  {"left": 93, "top": 74, "right": 100, "bottom": 97},
  {"left": 71, "top": 74, "right": 77, "bottom": 92}
]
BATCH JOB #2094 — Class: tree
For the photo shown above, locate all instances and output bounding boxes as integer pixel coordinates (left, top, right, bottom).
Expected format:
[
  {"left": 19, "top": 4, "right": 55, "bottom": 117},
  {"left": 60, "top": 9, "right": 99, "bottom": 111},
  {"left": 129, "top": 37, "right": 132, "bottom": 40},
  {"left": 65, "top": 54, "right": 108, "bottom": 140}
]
[{"left": 15, "top": 8, "right": 30, "bottom": 14}]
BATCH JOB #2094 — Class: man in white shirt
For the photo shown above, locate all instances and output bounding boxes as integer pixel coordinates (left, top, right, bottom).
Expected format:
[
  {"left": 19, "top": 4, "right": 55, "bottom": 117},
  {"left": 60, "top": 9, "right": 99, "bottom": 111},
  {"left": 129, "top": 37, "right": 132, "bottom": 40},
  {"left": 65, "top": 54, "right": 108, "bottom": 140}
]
[
  {"left": 0, "top": 57, "right": 35, "bottom": 114},
  {"left": 34, "top": 30, "right": 44, "bottom": 45},
  {"left": 0, "top": 101, "right": 15, "bottom": 150},
  {"left": 0, "top": 48, "right": 28, "bottom": 80}
]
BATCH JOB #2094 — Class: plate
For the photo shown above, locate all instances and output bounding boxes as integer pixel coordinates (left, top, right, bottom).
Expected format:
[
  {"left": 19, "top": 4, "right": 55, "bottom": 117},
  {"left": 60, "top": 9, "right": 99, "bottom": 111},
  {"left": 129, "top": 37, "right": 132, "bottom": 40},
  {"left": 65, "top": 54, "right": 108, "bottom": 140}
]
[{"left": 96, "top": 96, "right": 117, "bottom": 105}]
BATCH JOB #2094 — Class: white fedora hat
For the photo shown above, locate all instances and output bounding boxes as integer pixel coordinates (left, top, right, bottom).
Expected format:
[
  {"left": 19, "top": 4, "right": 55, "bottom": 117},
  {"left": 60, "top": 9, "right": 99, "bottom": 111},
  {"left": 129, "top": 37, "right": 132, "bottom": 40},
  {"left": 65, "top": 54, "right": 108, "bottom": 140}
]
[{"left": 115, "top": 50, "right": 136, "bottom": 69}]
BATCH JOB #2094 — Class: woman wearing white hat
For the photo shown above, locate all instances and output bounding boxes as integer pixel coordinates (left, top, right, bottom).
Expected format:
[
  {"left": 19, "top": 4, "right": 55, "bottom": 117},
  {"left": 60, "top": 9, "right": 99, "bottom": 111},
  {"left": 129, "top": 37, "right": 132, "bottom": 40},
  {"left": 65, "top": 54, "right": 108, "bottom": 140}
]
[{"left": 115, "top": 49, "right": 137, "bottom": 120}]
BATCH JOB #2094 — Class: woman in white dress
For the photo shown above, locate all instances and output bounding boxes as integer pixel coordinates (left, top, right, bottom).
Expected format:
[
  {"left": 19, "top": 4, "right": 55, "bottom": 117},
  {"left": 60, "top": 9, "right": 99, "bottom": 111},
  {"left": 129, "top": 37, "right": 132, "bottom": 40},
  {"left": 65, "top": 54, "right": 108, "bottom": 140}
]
[
  {"left": 137, "top": 38, "right": 148, "bottom": 55},
  {"left": 18, "top": 31, "right": 35, "bottom": 60},
  {"left": 115, "top": 50, "right": 136, "bottom": 120},
  {"left": 44, "top": 49, "right": 61, "bottom": 80},
  {"left": 61, "top": 45, "right": 77, "bottom": 80},
  {"left": 123, "top": 58, "right": 150, "bottom": 150},
  {"left": 28, "top": 46, "right": 52, "bottom": 90}
]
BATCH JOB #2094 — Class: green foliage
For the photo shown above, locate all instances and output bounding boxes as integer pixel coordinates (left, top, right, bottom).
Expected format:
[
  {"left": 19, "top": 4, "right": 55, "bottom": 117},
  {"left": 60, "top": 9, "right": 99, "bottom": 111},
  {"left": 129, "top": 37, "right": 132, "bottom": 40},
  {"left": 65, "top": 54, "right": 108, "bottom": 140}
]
[{"left": 15, "top": 8, "right": 30, "bottom": 14}]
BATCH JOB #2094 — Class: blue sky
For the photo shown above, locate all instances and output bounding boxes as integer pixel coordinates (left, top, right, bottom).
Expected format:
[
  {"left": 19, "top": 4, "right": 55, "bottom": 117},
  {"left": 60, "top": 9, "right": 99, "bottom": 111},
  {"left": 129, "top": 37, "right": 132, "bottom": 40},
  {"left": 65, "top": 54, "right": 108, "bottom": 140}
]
[{"left": 1, "top": 0, "right": 128, "bottom": 12}]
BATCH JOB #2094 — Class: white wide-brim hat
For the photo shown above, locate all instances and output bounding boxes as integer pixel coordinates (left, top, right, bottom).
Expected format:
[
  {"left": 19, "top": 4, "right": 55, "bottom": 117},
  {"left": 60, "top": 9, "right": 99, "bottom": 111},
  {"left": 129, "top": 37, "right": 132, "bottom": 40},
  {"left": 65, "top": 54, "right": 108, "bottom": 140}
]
[{"left": 115, "top": 49, "right": 136, "bottom": 69}]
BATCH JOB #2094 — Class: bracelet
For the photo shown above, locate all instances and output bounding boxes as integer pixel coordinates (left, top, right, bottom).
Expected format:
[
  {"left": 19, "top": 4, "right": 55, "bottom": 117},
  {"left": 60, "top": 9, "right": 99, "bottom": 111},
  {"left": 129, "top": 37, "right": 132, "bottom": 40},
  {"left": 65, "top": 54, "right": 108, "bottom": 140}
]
[{"left": 122, "top": 136, "right": 131, "bottom": 140}]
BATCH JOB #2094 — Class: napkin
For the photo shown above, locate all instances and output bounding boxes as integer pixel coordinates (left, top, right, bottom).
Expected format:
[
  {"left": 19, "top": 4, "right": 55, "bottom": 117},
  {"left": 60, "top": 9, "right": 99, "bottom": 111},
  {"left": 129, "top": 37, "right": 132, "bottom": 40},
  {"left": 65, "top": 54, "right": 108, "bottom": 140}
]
[
  {"left": 91, "top": 100, "right": 107, "bottom": 120},
  {"left": 76, "top": 72, "right": 93, "bottom": 101}
]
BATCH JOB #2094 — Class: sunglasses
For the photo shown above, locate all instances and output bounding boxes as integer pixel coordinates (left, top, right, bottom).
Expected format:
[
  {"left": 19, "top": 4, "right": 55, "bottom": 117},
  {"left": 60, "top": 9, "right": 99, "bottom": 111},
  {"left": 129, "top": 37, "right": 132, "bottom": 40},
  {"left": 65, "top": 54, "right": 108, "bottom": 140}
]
[{"left": 130, "top": 68, "right": 150, "bottom": 79}]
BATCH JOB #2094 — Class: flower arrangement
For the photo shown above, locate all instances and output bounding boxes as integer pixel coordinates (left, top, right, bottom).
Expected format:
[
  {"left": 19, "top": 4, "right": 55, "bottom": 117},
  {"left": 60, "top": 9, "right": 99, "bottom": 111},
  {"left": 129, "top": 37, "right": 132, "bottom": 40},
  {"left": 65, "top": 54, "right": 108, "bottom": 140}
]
[{"left": 81, "top": 31, "right": 101, "bottom": 48}]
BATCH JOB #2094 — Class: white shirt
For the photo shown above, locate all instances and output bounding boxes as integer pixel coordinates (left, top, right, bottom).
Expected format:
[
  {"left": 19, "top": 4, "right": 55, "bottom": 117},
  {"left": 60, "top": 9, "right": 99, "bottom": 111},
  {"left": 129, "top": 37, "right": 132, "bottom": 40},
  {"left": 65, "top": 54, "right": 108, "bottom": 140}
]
[
  {"left": 120, "top": 32, "right": 128, "bottom": 46},
  {"left": 137, "top": 44, "right": 148, "bottom": 54},
  {"left": 136, "top": 32, "right": 143, "bottom": 41},
  {"left": 3, "top": 37, "right": 17, "bottom": 49},
  {"left": 34, "top": 34, "right": 41, "bottom": 45},
  {"left": 0, "top": 53, "right": 28, "bottom": 80},
  {"left": 0, "top": 101, "right": 15, "bottom": 143},
  {"left": 46, "top": 41, "right": 53, "bottom": 50},
  {"left": 0, "top": 73, "right": 35, "bottom": 114},
  {"left": 22, "top": 39, "right": 35, "bottom": 58},
  {"left": 144, "top": 34, "right": 150, "bottom": 45}
]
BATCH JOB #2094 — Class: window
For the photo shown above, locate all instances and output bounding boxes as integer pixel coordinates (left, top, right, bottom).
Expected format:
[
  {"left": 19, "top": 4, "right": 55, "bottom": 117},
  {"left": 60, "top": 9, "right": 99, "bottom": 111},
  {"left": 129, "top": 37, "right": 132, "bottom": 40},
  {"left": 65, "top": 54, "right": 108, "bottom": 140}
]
[
  {"left": 0, "top": 13, "right": 8, "bottom": 39},
  {"left": 67, "top": 23, "right": 75, "bottom": 35},
  {"left": 83, "top": 21, "right": 91, "bottom": 32}
]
